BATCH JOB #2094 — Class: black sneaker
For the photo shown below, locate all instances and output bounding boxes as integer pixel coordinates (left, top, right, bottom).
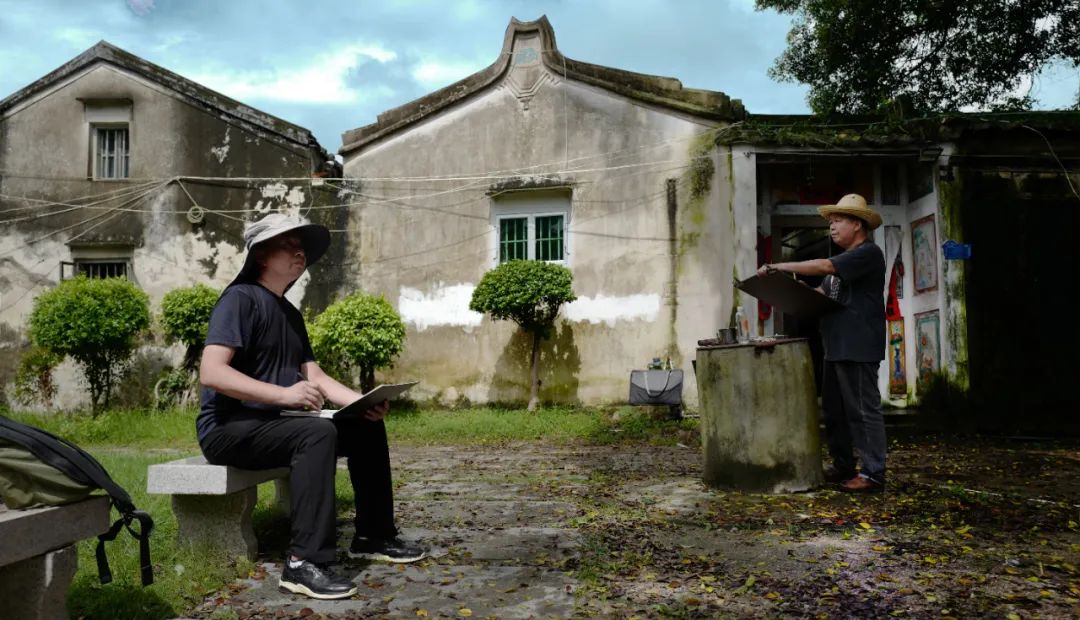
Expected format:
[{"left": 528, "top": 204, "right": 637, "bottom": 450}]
[
  {"left": 823, "top": 464, "right": 856, "bottom": 484},
  {"left": 348, "top": 536, "right": 427, "bottom": 563},
  {"left": 279, "top": 559, "right": 357, "bottom": 600}
]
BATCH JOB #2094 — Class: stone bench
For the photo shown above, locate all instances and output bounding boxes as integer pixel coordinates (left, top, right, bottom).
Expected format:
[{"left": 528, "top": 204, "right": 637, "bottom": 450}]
[
  {"left": 0, "top": 496, "right": 111, "bottom": 619},
  {"left": 146, "top": 456, "right": 290, "bottom": 560}
]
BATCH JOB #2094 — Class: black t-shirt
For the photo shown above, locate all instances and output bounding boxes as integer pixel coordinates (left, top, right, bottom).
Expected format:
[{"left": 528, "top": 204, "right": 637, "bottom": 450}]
[
  {"left": 196, "top": 282, "right": 315, "bottom": 442},
  {"left": 820, "top": 241, "right": 886, "bottom": 363}
]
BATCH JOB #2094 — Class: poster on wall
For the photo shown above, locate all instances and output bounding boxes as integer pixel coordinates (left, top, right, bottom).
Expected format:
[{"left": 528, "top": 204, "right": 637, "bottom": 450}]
[
  {"left": 914, "top": 310, "right": 940, "bottom": 389},
  {"left": 911, "top": 215, "right": 938, "bottom": 293},
  {"left": 888, "top": 319, "right": 907, "bottom": 397}
]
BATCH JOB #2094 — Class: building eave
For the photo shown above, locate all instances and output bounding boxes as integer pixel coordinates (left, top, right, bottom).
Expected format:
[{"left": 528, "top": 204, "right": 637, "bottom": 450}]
[
  {"left": 340, "top": 15, "right": 746, "bottom": 156},
  {"left": 0, "top": 41, "right": 330, "bottom": 159}
]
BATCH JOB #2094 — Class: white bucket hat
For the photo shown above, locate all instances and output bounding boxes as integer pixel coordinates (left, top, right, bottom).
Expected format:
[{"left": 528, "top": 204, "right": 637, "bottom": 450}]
[{"left": 230, "top": 213, "right": 330, "bottom": 286}]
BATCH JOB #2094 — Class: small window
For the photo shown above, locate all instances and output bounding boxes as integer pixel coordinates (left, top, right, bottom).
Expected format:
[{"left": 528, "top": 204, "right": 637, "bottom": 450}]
[
  {"left": 499, "top": 217, "right": 528, "bottom": 262},
  {"left": 535, "top": 215, "right": 565, "bottom": 261},
  {"left": 491, "top": 190, "right": 570, "bottom": 265},
  {"left": 94, "top": 126, "right": 129, "bottom": 179},
  {"left": 61, "top": 260, "right": 129, "bottom": 280},
  {"left": 79, "top": 261, "right": 128, "bottom": 279},
  {"left": 495, "top": 213, "right": 567, "bottom": 264}
]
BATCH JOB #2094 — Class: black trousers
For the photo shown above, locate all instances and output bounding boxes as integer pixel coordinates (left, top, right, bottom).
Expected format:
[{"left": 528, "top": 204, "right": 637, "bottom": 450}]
[
  {"left": 821, "top": 360, "right": 887, "bottom": 484},
  {"left": 200, "top": 413, "right": 398, "bottom": 564}
]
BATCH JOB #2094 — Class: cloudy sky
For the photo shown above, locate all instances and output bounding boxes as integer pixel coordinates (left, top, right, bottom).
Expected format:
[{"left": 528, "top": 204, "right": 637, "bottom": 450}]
[{"left": 1, "top": 0, "right": 1077, "bottom": 152}]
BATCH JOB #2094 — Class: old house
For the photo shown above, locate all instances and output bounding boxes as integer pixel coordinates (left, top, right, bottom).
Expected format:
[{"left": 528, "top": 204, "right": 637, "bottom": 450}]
[
  {"left": 0, "top": 41, "right": 341, "bottom": 407},
  {"left": 339, "top": 16, "right": 747, "bottom": 406},
  {"left": 341, "top": 16, "right": 1078, "bottom": 432},
  {"left": 718, "top": 112, "right": 1080, "bottom": 433}
]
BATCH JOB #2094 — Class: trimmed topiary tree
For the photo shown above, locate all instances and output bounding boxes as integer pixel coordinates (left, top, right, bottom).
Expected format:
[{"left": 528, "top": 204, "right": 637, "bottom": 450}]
[
  {"left": 29, "top": 275, "right": 150, "bottom": 414},
  {"left": 157, "top": 283, "right": 220, "bottom": 408},
  {"left": 160, "top": 283, "right": 219, "bottom": 367},
  {"left": 309, "top": 292, "right": 406, "bottom": 392},
  {"left": 469, "top": 260, "right": 576, "bottom": 411}
]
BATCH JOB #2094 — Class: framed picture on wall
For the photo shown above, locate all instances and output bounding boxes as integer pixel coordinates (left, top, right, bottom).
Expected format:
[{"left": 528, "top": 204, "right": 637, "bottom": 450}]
[
  {"left": 911, "top": 214, "right": 938, "bottom": 293},
  {"left": 914, "top": 310, "right": 940, "bottom": 390}
]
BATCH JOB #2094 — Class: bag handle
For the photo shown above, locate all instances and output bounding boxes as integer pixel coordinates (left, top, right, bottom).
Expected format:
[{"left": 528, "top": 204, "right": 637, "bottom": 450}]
[{"left": 643, "top": 371, "right": 675, "bottom": 397}]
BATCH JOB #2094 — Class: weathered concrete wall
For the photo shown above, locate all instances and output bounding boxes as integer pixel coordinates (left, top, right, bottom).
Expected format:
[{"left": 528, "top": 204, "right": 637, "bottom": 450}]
[
  {"left": 696, "top": 340, "right": 823, "bottom": 493},
  {"left": 0, "top": 61, "right": 333, "bottom": 409},
  {"left": 343, "top": 46, "right": 737, "bottom": 407}
]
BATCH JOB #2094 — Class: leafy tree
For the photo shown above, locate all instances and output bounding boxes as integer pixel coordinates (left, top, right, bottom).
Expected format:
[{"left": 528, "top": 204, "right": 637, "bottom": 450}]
[
  {"left": 309, "top": 292, "right": 406, "bottom": 393},
  {"left": 13, "top": 346, "right": 63, "bottom": 408},
  {"left": 758, "top": 0, "right": 1080, "bottom": 114},
  {"left": 29, "top": 276, "right": 150, "bottom": 413},
  {"left": 469, "top": 260, "right": 577, "bottom": 412},
  {"left": 160, "top": 284, "right": 220, "bottom": 368}
]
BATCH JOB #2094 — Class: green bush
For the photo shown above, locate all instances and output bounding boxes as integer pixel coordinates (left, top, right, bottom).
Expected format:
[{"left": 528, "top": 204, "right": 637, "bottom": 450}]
[
  {"left": 29, "top": 276, "right": 150, "bottom": 413},
  {"left": 160, "top": 284, "right": 219, "bottom": 370},
  {"left": 13, "top": 346, "right": 63, "bottom": 408},
  {"left": 309, "top": 292, "right": 406, "bottom": 391},
  {"left": 469, "top": 260, "right": 576, "bottom": 411},
  {"left": 160, "top": 284, "right": 219, "bottom": 347}
]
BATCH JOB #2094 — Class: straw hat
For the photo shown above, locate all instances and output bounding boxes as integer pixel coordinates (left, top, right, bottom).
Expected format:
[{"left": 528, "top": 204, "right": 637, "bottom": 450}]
[
  {"left": 229, "top": 213, "right": 330, "bottom": 286},
  {"left": 817, "top": 194, "right": 882, "bottom": 230}
]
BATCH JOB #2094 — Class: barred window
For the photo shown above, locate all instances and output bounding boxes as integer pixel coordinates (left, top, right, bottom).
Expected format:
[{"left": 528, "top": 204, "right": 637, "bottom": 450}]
[
  {"left": 534, "top": 215, "right": 564, "bottom": 262},
  {"left": 95, "top": 127, "right": 129, "bottom": 179},
  {"left": 78, "top": 261, "right": 128, "bottom": 279},
  {"left": 499, "top": 217, "right": 528, "bottom": 263},
  {"left": 492, "top": 191, "right": 570, "bottom": 265}
]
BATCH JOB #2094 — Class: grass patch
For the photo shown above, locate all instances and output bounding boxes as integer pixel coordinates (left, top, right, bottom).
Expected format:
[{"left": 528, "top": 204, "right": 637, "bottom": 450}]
[
  {"left": 6, "top": 405, "right": 698, "bottom": 448},
  {"left": 6, "top": 408, "right": 199, "bottom": 450}
]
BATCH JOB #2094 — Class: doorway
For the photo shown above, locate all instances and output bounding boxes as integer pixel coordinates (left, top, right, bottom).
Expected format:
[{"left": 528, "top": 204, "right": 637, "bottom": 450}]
[{"left": 771, "top": 220, "right": 842, "bottom": 395}]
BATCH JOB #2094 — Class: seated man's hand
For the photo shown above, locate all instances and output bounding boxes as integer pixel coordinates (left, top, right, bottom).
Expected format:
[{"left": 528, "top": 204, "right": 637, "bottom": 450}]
[
  {"left": 278, "top": 381, "right": 325, "bottom": 411},
  {"left": 365, "top": 400, "right": 390, "bottom": 422}
]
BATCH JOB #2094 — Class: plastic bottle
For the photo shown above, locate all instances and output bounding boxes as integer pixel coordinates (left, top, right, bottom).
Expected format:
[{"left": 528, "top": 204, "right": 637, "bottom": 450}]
[{"left": 735, "top": 306, "right": 749, "bottom": 343}]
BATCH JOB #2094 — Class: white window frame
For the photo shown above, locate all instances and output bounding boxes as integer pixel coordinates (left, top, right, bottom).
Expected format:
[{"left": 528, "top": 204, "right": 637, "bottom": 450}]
[
  {"left": 489, "top": 191, "right": 571, "bottom": 266},
  {"left": 91, "top": 124, "right": 130, "bottom": 180}
]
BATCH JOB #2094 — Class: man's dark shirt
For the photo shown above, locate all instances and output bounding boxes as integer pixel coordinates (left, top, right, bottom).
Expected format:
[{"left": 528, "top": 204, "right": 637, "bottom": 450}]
[
  {"left": 197, "top": 282, "right": 315, "bottom": 442},
  {"left": 820, "top": 241, "right": 886, "bottom": 363}
]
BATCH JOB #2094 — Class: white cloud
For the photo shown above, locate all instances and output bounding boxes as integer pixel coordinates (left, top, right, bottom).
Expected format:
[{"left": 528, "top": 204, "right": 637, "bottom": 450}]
[
  {"left": 126, "top": 0, "right": 155, "bottom": 17},
  {"left": 187, "top": 44, "right": 397, "bottom": 104},
  {"left": 53, "top": 27, "right": 99, "bottom": 50},
  {"left": 411, "top": 59, "right": 484, "bottom": 89}
]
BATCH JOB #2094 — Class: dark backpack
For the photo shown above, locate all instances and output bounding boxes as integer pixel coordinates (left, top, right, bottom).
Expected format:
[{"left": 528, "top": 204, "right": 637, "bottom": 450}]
[{"left": 0, "top": 415, "right": 154, "bottom": 586}]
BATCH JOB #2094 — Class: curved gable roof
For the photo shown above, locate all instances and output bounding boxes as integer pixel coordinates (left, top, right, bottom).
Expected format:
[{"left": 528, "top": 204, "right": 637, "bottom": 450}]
[
  {"left": 340, "top": 16, "right": 746, "bottom": 156},
  {"left": 0, "top": 41, "right": 326, "bottom": 154}
]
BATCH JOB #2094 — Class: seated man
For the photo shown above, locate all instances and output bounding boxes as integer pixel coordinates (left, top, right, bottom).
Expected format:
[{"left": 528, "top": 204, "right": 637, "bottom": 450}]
[{"left": 197, "top": 213, "right": 426, "bottom": 600}]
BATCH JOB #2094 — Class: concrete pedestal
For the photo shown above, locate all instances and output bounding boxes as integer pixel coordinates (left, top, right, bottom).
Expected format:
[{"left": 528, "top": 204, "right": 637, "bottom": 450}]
[
  {"left": 696, "top": 339, "right": 824, "bottom": 493},
  {"left": 0, "top": 544, "right": 78, "bottom": 619}
]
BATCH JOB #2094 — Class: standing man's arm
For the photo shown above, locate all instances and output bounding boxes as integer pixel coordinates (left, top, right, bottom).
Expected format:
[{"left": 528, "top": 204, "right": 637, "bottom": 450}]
[
  {"left": 757, "top": 258, "right": 837, "bottom": 277},
  {"left": 303, "top": 361, "right": 390, "bottom": 421}
]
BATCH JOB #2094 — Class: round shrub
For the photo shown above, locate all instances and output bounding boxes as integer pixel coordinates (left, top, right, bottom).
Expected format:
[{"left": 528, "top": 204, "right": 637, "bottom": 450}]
[
  {"left": 309, "top": 292, "right": 406, "bottom": 391},
  {"left": 29, "top": 276, "right": 150, "bottom": 412},
  {"left": 160, "top": 284, "right": 220, "bottom": 348}
]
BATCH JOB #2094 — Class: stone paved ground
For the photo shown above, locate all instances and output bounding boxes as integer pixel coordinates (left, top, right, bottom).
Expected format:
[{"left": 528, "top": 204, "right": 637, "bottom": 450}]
[{"left": 187, "top": 438, "right": 1080, "bottom": 619}]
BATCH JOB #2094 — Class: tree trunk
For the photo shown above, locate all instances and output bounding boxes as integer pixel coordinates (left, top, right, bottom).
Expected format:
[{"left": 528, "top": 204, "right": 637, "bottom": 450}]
[
  {"left": 361, "top": 366, "right": 376, "bottom": 394},
  {"left": 528, "top": 331, "right": 541, "bottom": 412}
]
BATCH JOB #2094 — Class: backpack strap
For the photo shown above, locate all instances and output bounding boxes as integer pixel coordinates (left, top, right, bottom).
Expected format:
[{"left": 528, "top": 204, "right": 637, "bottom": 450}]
[{"left": 96, "top": 509, "right": 155, "bottom": 586}]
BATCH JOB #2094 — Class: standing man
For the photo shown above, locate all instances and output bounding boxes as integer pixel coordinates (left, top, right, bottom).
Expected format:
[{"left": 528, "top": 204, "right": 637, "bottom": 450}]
[
  {"left": 758, "top": 194, "right": 887, "bottom": 493},
  {"left": 198, "top": 213, "right": 426, "bottom": 600}
]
